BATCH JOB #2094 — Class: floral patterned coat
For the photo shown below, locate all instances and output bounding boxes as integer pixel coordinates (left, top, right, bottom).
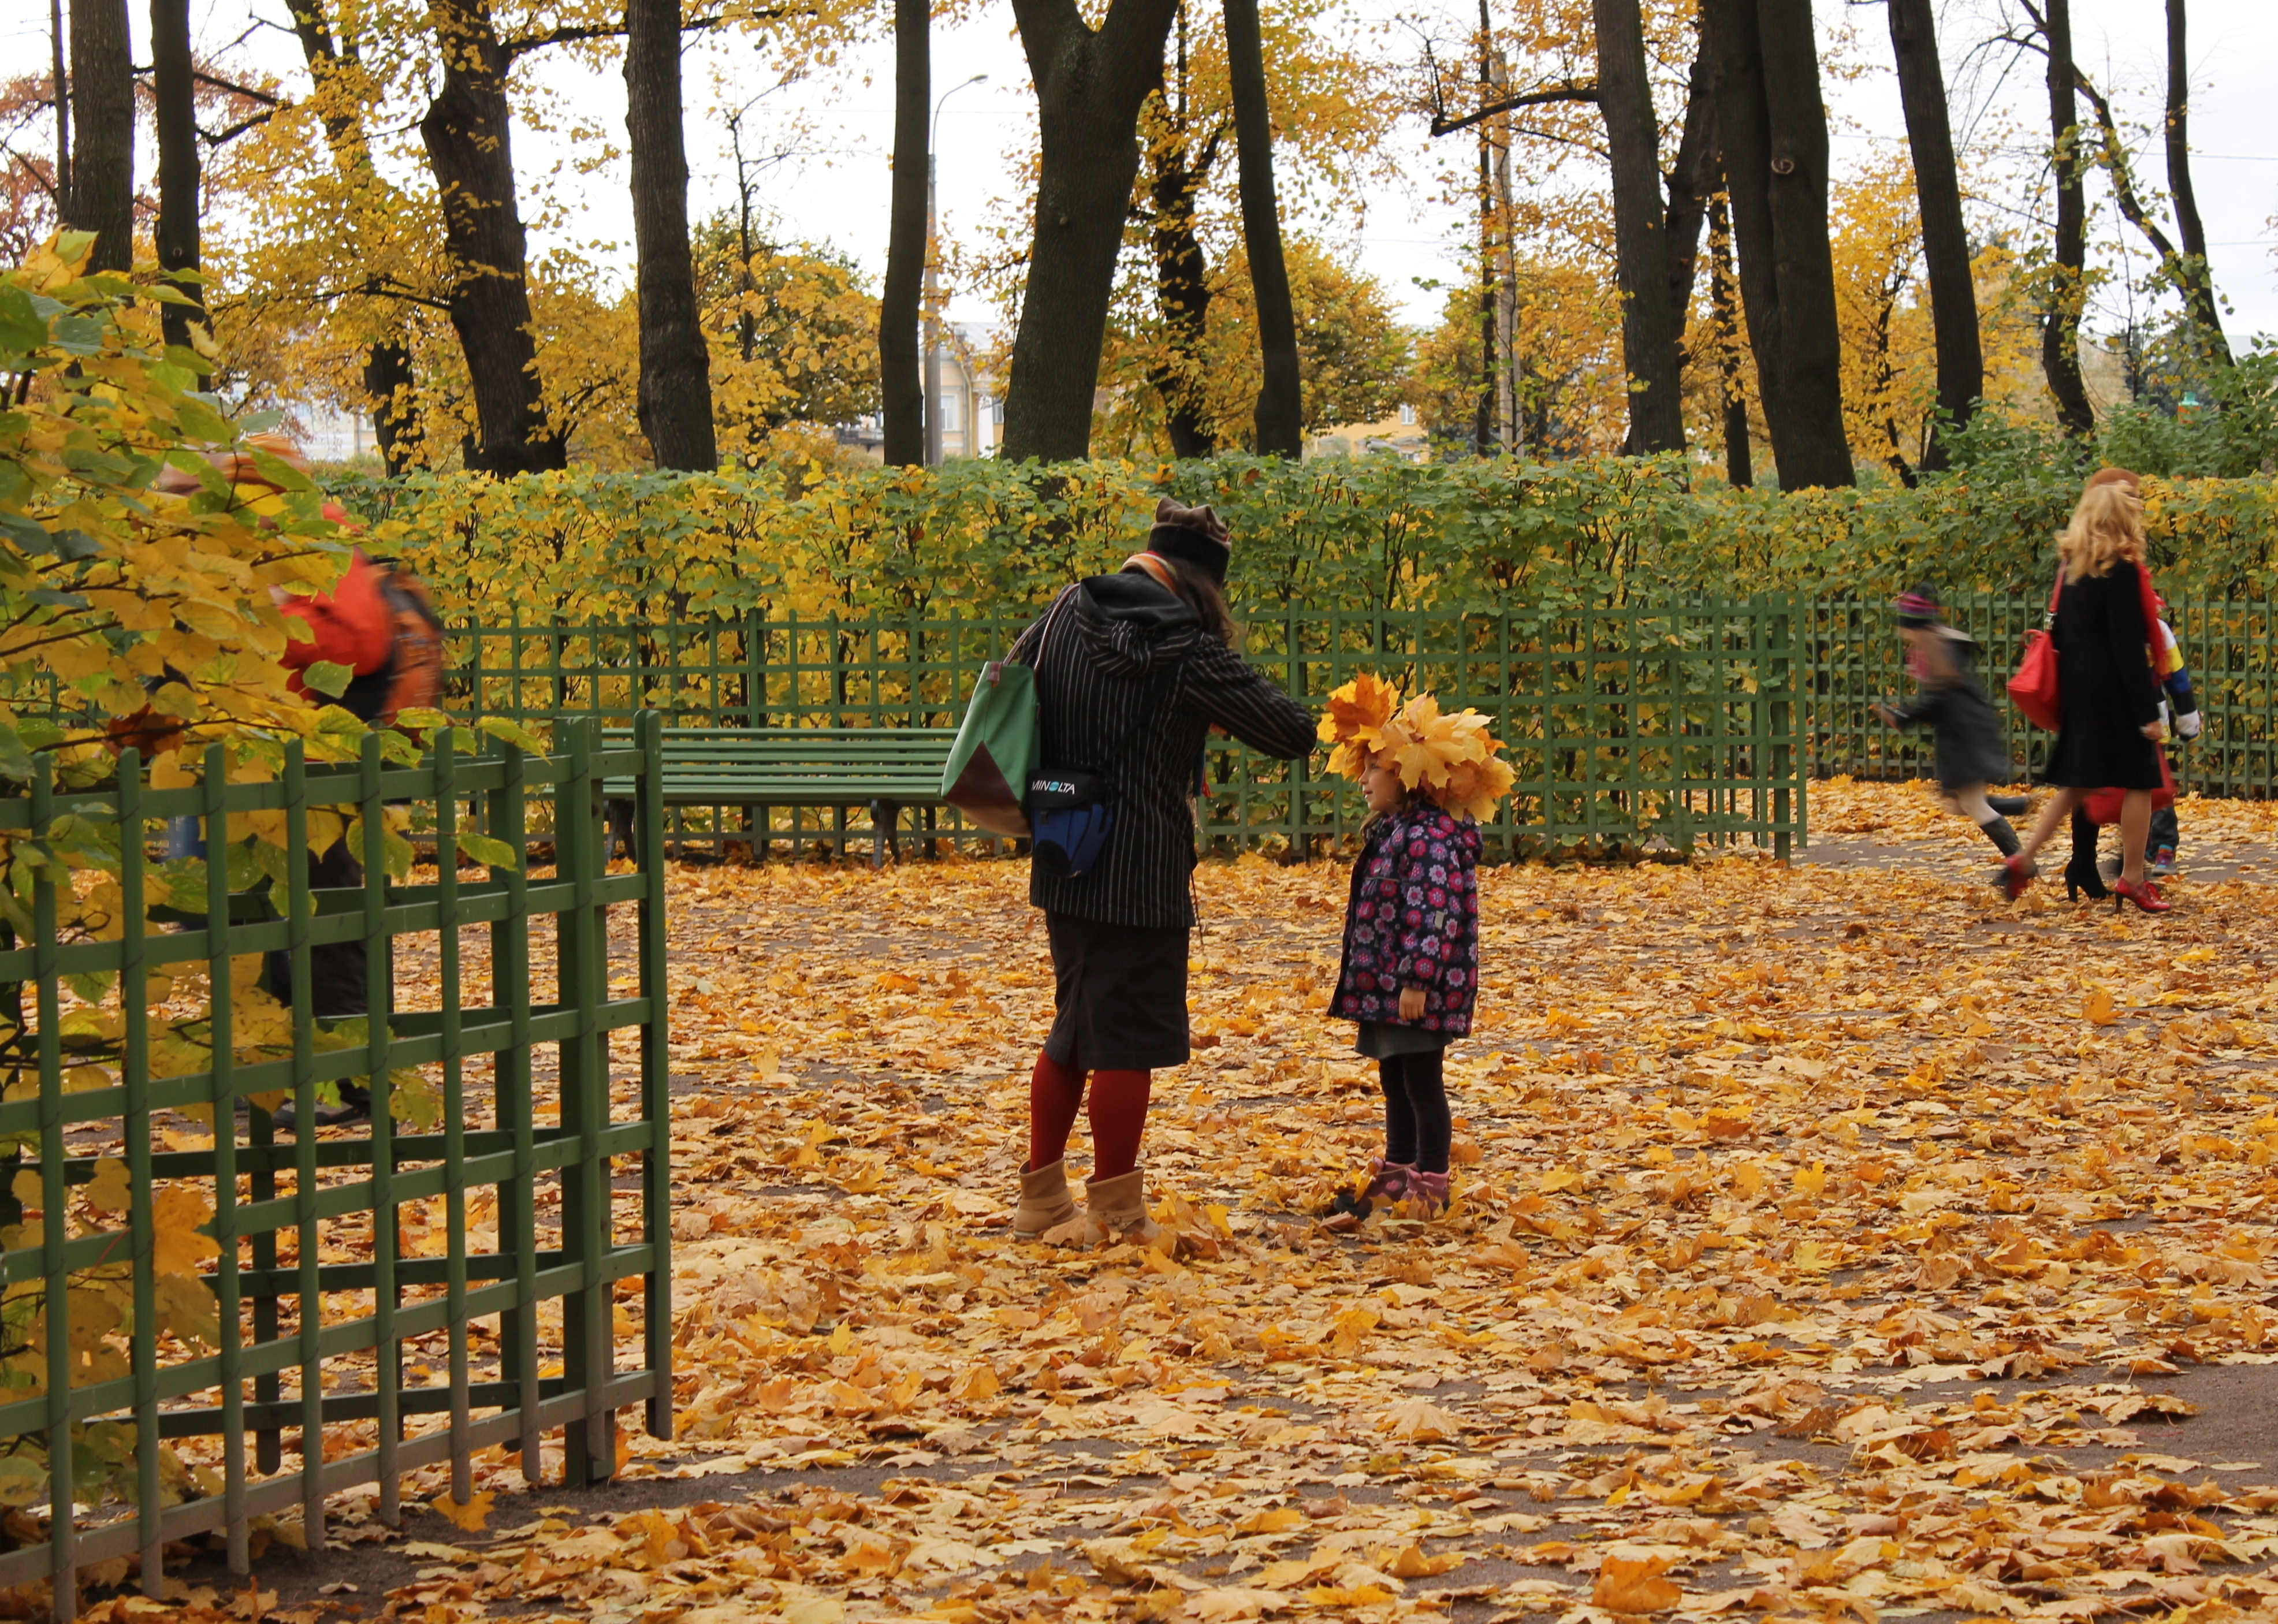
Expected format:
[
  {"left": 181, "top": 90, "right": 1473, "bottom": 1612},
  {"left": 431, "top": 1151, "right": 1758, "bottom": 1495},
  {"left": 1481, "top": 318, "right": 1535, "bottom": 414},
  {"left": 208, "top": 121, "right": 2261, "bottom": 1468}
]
[{"left": 1331, "top": 804, "right": 1482, "bottom": 1036}]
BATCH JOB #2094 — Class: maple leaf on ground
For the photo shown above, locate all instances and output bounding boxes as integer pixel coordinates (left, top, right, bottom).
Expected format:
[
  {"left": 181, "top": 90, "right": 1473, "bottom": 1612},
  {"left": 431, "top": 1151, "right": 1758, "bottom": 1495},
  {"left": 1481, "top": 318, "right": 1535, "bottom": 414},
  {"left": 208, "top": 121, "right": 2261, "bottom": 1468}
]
[
  {"left": 1185, "top": 1588, "right": 1291, "bottom": 1620},
  {"left": 1379, "top": 1398, "right": 1462, "bottom": 1442},
  {"left": 1592, "top": 1552, "right": 1683, "bottom": 1612},
  {"left": 428, "top": 1491, "right": 493, "bottom": 1533}
]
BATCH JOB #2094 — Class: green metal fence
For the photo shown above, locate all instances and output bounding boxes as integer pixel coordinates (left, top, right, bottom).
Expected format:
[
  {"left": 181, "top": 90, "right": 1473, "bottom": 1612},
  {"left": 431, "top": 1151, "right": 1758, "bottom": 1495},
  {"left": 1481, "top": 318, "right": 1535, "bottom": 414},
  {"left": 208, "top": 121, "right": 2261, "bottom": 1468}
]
[
  {"left": 443, "top": 602, "right": 1806, "bottom": 859},
  {"left": 0, "top": 717, "right": 671, "bottom": 1610},
  {"left": 1803, "top": 594, "right": 2278, "bottom": 796}
]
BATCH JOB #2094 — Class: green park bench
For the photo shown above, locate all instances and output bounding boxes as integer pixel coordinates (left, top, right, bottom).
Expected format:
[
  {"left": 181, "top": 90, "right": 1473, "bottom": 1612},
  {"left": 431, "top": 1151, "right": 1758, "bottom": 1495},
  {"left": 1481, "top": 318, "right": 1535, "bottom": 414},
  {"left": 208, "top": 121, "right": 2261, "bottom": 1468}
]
[{"left": 600, "top": 726, "right": 961, "bottom": 867}]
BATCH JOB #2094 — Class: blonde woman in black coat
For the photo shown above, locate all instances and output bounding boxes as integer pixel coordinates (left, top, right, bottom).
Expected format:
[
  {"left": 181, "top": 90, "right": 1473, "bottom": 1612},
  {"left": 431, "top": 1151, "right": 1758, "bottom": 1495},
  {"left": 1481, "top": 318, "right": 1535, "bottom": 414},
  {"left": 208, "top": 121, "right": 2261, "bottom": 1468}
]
[{"left": 2000, "top": 471, "right": 2172, "bottom": 913}]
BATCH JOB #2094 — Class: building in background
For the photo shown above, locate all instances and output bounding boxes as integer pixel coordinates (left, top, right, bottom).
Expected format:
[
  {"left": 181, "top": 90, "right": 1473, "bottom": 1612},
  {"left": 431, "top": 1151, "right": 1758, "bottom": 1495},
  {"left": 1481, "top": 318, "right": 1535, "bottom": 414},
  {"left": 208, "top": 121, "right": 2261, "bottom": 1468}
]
[
  {"left": 1309, "top": 401, "right": 1428, "bottom": 461},
  {"left": 935, "top": 322, "right": 1003, "bottom": 460}
]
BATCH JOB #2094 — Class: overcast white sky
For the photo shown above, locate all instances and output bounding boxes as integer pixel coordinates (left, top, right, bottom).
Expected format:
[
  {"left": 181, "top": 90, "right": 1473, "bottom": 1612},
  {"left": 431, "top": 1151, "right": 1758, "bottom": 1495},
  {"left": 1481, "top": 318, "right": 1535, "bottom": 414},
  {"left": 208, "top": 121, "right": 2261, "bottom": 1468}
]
[{"left": 3, "top": 0, "right": 2273, "bottom": 335}]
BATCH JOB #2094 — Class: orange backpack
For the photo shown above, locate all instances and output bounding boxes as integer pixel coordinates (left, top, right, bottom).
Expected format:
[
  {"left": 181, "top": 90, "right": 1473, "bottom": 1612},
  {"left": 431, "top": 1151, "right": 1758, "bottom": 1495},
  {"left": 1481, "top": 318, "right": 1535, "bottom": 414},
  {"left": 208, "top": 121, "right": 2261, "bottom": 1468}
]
[{"left": 340, "top": 560, "right": 445, "bottom": 726}]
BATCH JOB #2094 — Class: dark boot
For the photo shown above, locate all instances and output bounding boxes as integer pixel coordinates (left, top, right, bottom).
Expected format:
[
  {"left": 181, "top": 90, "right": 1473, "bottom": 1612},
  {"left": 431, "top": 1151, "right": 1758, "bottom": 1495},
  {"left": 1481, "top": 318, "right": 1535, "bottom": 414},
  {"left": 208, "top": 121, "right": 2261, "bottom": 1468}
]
[
  {"left": 1978, "top": 817, "right": 2021, "bottom": 859},
  {"left": 1987, "top": 794, "right": 2030, "bottom": 817},
  {"left": 2063, "top": 807, "right": 2108, "bottom": 902}
]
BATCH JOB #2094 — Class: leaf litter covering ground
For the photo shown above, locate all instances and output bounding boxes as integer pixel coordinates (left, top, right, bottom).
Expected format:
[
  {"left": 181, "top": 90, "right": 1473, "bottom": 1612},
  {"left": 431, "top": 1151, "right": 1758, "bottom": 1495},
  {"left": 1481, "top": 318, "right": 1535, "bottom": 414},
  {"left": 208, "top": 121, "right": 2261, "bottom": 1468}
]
[{"left": 108, "top": 780, "right": 2278, "bottom": 1624}]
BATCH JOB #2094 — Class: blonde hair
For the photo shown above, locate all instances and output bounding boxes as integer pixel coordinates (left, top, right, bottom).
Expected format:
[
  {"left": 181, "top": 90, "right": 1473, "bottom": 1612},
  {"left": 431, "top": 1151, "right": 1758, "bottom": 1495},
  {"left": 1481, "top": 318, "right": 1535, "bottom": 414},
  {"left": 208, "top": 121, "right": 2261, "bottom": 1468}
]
[{"left": 2058, "top": 479, "right": 2146, "bottom": 579}]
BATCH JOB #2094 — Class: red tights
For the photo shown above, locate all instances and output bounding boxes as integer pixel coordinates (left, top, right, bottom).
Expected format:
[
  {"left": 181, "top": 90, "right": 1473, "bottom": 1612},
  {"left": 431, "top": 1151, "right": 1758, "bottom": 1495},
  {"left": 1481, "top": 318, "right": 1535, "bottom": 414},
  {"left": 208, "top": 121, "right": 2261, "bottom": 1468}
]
[{"left": 1028, "top": 1051, "right": 1151, "bottom": 1180}]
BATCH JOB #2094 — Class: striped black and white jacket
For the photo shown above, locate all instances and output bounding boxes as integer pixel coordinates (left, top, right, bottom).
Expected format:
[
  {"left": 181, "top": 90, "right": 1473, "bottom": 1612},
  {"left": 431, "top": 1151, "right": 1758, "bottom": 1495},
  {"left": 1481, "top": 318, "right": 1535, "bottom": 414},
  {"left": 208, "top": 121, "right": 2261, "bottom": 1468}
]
[{"left": 1010, "top": 573, "right": 1316, "bottom": 930}]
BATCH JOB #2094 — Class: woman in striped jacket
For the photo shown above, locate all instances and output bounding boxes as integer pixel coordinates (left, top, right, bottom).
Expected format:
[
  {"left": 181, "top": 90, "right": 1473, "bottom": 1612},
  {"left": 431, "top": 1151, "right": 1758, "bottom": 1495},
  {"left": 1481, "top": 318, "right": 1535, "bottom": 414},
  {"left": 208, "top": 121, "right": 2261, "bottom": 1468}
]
[{"left": 1009, "top": 500, "right": 1316, "bottom": 1245}]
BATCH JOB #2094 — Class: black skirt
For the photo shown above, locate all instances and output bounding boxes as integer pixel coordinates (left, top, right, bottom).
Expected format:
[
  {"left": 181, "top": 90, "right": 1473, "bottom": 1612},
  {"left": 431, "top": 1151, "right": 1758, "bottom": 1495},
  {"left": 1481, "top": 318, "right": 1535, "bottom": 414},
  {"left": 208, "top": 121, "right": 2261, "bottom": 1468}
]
[
  {"left": 2044, "top": 565, "right": 2165, "bottom": 790},
  {"left": 1043, "top": 911, "right": 1190, "bottom": 1072}
]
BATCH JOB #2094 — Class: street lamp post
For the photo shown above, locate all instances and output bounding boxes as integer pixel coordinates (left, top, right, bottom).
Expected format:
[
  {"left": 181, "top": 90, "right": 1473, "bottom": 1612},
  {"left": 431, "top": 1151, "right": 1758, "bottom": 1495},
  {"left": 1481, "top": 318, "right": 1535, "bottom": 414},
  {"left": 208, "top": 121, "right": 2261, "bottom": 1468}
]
[{"left": 925, "top": 73, "right": 986, "bottom": 468}]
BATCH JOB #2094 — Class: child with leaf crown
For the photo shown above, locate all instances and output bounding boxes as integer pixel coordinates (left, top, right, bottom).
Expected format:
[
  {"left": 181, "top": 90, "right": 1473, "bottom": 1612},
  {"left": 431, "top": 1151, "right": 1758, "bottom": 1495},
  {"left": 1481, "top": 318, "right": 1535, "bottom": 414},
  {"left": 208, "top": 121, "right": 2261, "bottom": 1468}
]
[{"left": 1317, "top": 675, "right": 1512, "bottom": 1223}]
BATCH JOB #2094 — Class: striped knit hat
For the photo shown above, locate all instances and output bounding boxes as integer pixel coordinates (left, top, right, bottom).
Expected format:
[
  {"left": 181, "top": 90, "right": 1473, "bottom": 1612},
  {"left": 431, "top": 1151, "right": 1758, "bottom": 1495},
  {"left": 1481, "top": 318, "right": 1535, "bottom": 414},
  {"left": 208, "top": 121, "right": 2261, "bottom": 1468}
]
[{"left": 1896, "top": 586, "right": 1941, "bottom": 628}]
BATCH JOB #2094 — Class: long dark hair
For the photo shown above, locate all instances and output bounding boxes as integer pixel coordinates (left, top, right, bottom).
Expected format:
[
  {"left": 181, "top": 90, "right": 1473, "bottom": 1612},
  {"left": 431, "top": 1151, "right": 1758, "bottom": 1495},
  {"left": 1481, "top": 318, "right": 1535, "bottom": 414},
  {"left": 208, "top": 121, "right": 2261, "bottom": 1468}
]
[{"left": 1163, "top": 557, "right": 1240, "bottom": 647}]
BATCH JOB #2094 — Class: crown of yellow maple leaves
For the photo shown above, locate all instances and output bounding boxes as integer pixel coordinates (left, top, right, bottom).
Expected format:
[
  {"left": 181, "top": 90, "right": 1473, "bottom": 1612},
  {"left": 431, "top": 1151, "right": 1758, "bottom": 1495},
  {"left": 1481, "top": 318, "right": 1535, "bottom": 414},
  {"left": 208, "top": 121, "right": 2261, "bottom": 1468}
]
[{"left": 1317, "top": 673, "right": 1516, "bottom": 823}]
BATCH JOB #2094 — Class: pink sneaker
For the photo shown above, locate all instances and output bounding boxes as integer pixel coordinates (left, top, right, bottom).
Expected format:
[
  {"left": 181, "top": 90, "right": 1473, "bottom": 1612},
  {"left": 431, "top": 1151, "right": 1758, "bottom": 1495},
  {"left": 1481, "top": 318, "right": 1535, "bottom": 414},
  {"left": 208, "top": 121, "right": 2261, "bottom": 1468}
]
[
  {"left": 1402, "top": 1170, "right": 1451, "bottom": 1217},
  {"left": 1362, "top": 1159, "right": 1415, "bottom": 1204}
]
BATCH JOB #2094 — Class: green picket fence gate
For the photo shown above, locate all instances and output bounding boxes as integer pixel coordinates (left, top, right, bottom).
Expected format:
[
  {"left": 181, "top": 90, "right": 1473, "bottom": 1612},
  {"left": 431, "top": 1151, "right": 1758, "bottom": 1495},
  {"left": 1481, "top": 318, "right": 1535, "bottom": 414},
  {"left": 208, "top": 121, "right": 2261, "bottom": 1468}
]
[
  {"left": 0, "top": 717, "right": 671, "bottom": 1614},
  {"left": 445, "top": 601, "right": 1807, "bottom": 860}
]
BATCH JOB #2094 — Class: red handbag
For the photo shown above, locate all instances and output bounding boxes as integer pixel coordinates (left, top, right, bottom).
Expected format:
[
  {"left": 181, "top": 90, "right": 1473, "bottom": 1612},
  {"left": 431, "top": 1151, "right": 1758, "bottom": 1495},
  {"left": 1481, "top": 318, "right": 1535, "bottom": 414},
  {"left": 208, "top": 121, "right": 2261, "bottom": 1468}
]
[{"left": 2007, "top": 569, "right": 2065, "bottom": 729}]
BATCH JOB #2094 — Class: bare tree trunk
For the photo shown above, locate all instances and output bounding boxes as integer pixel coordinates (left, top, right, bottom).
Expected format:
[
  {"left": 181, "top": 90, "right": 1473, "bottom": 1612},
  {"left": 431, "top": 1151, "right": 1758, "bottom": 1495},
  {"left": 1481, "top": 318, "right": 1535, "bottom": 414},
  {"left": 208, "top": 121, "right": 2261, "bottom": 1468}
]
[
  {"left": 1661, "top": 36, "right": 1716, "bottom": 359},
  {"left": 1475, "top": 124, "right": 1495, "bottom": 455},
  {"left": 1145, "top": 46, "right": 1220, "bottom": 460},
  {"left": 1594, "top": 0, "right": 1683, "bottom": 455},
  {"left": 1708, "top": 189, "right": 1752, "bottom": 487},
  {"left": 880, "top": 0, "right": 927, "bottom": 465},
  {"left": 1224, "top": 0, "right": 1300, "bottom": 455},
  {"left": 66, "top": 0, "right": 133, "bottom": 272},
  {"left": 1704, "top": 0, "right": 1852, "bottom": 488},
  {"left": 2163, "top": 0, "right": 2229, "bottom": 365},
  {"left": 999, "top": 0, "right": 1182, "bottom": 462},
  {"left": 1886, "top": 0, "right": 1980, "bottom": 471},
  {"left": 363, "top": 340, "right": 423, "bottom": 473},
  {"left": 151, "top": 0, "right": 201, "bottom": 346},
  {"left": 419, "top": 0, "right": 565, "bottom": 473},
  {"left": 2038, "top": 0, "right": 2095, "bottom": 437},
  {"left": 50, "top": 0, "right": 70, "bottom": 221},
  {"left": 625, "top": 0, "right": 716, "bottom": 470},
  {"left": 1494, "top": 124, "right": 1518, "bottom": 452}
]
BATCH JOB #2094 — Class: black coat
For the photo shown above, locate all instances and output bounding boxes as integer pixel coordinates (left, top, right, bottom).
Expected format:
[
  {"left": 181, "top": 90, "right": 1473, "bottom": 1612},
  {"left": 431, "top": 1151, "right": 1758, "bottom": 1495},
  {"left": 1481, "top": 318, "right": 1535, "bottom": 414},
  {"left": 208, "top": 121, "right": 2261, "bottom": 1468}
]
[
  {"left": 1886, "top": 631, "right": 2011, "bottom": 791},
  {"left": 2044, "top": 560, "right": 2165, "bottom": 790},
  {"left": 1012, "top": 573, "right": 1316, "bottom": 930}
]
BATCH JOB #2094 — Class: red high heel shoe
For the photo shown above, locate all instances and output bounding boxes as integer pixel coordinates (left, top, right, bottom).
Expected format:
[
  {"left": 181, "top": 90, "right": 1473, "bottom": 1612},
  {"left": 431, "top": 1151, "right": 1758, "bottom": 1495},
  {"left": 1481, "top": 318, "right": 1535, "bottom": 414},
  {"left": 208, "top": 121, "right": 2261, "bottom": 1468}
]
[
  {"left": 1996, "top": 854, "right": 2038, "bottom": 900},
  {"left": 2112, "top": 877, "right": 2171, "bottom": 914}
]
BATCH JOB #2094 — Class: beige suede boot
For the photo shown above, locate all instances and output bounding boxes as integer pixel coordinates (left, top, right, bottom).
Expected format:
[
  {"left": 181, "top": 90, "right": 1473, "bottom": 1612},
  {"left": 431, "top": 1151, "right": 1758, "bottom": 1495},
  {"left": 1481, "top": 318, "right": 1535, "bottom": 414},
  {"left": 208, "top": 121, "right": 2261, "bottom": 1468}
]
[
  {"left": 1078, "top": 1168, "right": 1162, "bottom": 1247},
  {"left": 1013, "top": 1159, "right": 1078, "bottom": 1238}
]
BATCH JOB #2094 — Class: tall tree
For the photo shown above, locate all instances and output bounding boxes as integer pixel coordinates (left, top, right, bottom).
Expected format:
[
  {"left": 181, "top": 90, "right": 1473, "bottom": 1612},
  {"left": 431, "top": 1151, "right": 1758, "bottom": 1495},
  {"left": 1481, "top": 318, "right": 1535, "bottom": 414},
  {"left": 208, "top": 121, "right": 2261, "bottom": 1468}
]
[
  {"left": 625, "top": 0, "right": 717, "bottom": 470},
  {"left": 282, "top": 0, "right": 425, "bottom": 471},
  {"left": 1592, "top": 0, "right": 1682, "bottom": 455},
  {"left": 1659, "top": 36, "right": 1716, "bottom": 358},
  {"left": 2162, "top": 0, "right": 2227, "bottom": 364},
  {"left": 1223, "top": 0, "right": 1300, "bottom": 456},
  {"left": 419, "top": 0, "right": 565, "bottom": 472},
  {"left": 1703, "top": 0, "right": 1852, "bottom": 487},
  {"left": 2033, "top": 0, "right": 2094, "bottom": 437},
  {"left": 49, "top": 0, "right": 71, "bottom": 225},
  {"left": 999, "top": 0, "right": 1182, "bottom": 462},
  {"left": 879, "top": 0, "right": 927, "bottom": 465},
  {"left": 151, "top": 0, "right": 201, "bottom": 346},
  {"left": 1707, "top": 187, "right": 1752, "bottom": 487},
  {"left": 1141, "top": 10, "right": 1224, "bottom": 459},
  {"left": 66, "top": 0, "right": 133, "bottom": 272},
  {"left": 1886, "top": 0, "right": 1981, "bottom": 471}
]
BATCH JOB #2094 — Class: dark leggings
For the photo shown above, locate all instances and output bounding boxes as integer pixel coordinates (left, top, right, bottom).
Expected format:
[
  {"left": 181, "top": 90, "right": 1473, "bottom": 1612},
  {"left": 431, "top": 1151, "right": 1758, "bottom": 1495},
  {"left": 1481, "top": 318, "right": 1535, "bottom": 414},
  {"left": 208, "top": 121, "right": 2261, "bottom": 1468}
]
[{"left": 1379, "top": 1049, "right": 1451, "bottom": 1174}]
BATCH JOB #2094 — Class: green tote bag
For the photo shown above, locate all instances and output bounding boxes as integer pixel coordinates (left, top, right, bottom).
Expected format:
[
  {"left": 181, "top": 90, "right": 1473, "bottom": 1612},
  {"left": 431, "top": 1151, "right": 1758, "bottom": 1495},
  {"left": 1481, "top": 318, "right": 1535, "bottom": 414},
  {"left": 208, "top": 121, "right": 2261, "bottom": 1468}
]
[
  {"left": 941, "top": 657, "right": 1039, "bottom": 836},
  {"left": 941, "top": 589, "right": 1071, "bottom": 837}
]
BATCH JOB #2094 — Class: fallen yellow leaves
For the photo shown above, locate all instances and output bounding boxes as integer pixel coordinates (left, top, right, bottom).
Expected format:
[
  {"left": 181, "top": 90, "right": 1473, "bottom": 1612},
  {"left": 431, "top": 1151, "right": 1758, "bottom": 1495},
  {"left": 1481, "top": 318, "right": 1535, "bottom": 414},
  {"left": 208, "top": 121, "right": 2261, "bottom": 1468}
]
[{"left": 215, "top": 781, "right": 2278, "bottom": 1624}]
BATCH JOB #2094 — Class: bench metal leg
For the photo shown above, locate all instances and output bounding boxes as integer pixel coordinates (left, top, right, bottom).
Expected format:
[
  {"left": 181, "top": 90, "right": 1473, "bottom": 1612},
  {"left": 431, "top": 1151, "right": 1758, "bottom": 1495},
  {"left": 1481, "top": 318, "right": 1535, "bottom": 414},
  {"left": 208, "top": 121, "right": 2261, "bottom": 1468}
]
[{"left": 873, "top": 801, "right": 899, "bottom": 869}]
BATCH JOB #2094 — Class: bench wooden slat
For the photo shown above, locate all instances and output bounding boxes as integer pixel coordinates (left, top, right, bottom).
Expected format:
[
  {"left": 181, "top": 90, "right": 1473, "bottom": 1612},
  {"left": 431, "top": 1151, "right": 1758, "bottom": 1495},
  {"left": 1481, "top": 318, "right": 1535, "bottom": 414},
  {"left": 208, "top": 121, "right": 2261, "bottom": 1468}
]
[{"left": 596, "top": 724, "right": 976, "bottom": 867}]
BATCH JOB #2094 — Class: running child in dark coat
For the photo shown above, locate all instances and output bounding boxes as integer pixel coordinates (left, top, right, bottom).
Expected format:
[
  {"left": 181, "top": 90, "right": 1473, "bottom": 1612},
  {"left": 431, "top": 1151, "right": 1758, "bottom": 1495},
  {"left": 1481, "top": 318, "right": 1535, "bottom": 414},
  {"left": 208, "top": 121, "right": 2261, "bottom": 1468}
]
[
  {"left": 1870, "top": 587, "right": 2030, "bottom": 861},
  {"left": 1316, "top": 677, "right": 1511, "bottom": 1223}
]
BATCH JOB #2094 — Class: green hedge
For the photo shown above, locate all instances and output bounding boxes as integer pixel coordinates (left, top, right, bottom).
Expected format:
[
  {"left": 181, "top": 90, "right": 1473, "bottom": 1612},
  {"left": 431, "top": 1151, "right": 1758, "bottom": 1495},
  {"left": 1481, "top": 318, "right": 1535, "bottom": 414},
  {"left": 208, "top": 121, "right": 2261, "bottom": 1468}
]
[{"left": 335, "top": 456, "right": 2278, "bottom": 623}]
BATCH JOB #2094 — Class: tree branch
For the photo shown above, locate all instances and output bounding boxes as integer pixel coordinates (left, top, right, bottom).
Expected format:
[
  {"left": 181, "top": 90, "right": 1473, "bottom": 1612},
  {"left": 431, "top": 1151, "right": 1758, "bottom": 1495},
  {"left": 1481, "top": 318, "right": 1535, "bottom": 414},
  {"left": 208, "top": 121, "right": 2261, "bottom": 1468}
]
[
  {"left": 501, "top": 9, "right": 779, "bottom": 60},
  {"left": 202, "top": 110, "right": 277, "bottom": 147},
  {"left": 195, "top": 69, "right": 285, "bottom": 105},
  {"left": 2072, "top": 69, "right": 2179, "bottom": 263},
  {"left": 1429, "top": 79, "right": 1598, "bottom": 139}
]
